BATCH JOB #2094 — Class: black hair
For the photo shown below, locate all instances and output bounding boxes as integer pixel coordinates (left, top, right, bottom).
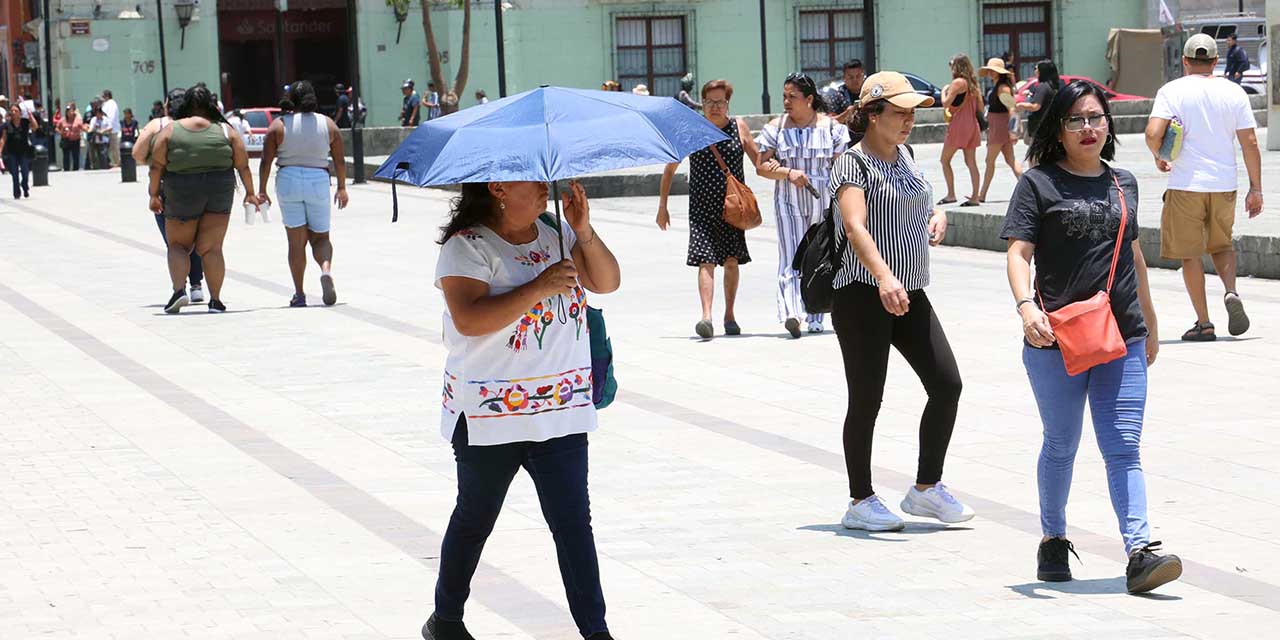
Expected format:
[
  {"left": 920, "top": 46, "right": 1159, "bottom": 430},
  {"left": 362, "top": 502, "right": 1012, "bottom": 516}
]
[
  {"left": 176, "top": 84, "right": 228, "bottom": 124},
  {"left": 164, "top": 88, "right": 187, "bottom": 117},
  {"left": 102, "top": 89, "right": 112, "bottom": 99},
  {"left": 1036, "top": 60, "right": 1062, "bottom": 91},
  {"left": 849, "top": 99, "right": 886, "bottom": 135},
  {"left": 784, "top": 72, "right": 828, "bottom": 113},
  {"left": 280, "top": 80, "right": 319, "bottom": 113},
  {"left": 438, "top": 183, "right": 498, "bottom": 244},
  {"left": 1227, "top": 32, "right": 1238, "bottom": 41},
  {"left": 993, "top": 72, "right": 1015, "bottom": 91},
  {"left": 843, "top": 59, "right": 864, "bottom": 72},
  {"left": 1025, "top": 79, "right": 1116, "bottom": 167}
]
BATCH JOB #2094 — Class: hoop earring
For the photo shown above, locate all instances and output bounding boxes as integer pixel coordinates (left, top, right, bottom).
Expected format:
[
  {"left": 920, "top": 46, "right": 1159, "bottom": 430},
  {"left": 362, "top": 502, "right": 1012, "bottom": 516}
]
[
  {"left": 499, "top": 200, "right": 506, "bottom": 210},
  {"left": 1105, "top": 133, "right": 1115, "bottom": 145}
]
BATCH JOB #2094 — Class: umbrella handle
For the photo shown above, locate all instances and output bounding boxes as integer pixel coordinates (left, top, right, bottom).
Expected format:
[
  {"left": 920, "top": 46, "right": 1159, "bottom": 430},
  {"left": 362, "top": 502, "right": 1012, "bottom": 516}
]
[{"left": 550, "top": 181, "right": 569, "bottom": 324}]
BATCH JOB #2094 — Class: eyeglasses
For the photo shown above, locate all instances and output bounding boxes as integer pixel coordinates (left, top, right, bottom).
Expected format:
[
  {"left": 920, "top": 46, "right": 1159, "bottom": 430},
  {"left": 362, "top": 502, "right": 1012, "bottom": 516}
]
[
  {"left": 704, "top": 99, "right": 729, "bottom": 108},
  {"left": 1063, "top": 114, "right": 1108, "bottom": 132}
]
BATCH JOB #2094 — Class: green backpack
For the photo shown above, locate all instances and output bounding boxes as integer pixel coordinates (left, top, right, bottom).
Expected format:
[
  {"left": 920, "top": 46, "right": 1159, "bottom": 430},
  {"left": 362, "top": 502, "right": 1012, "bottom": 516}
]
[{"left": 538, "top": 213, "right": 617, "bottom": 410}]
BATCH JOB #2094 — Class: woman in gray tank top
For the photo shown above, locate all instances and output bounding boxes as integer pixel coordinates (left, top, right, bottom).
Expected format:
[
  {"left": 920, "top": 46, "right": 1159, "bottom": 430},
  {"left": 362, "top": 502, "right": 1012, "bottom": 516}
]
[{"left": 258, "top": 80, "right": 349, "bottom": 307}]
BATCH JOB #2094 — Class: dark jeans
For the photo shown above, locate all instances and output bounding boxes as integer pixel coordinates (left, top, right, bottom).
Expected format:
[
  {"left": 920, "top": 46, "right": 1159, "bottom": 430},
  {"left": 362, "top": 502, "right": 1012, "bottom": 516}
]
[
  {"left": 154, "top": 213, "right": 203, "bottom": 287},
  {"left": 63, "top": 141, "right": 81, "bottom": 171},
  {"left": 832, "top": 283, "right": 963, "bottom": 500},
  {"left": 435, "top": 418, "right": 608, "bottom": 638},
  {"left": 4, "top": 154, "right": 31, "bottom": 198}
]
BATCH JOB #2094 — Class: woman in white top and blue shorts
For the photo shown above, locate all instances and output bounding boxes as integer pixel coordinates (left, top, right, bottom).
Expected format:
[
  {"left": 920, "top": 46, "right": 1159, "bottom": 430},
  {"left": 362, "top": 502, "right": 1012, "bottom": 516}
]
[
  {"left": 428, "top": 180, "right": 621, "bottom": 640},
  {"left": 258, "top": 80, "right": 350, "bottom": 307}
]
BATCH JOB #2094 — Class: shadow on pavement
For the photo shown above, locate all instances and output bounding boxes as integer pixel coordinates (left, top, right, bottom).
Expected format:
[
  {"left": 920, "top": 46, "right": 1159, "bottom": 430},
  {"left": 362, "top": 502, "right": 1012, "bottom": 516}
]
[
  {"left": 797, "top": 522, "right": 973, "bottom": 542},
  {"left": 1007, "top": 578, "right": 1182, "bottom": 601},
  {"left": 1158, "top": 336, "right": 1261, "bottom": 345}
]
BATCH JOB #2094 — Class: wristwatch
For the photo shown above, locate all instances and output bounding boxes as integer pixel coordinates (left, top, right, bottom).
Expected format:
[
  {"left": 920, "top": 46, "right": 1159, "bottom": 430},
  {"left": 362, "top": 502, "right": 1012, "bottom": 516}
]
[{"left": 1016, "top": 297, "right": 1036, "bottom": 311}]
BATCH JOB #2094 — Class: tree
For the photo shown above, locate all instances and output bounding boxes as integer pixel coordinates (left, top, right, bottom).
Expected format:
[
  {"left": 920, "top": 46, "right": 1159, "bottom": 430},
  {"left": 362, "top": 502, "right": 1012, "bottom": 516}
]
[{"left": 387, "top": 0, "right": 471, "bottom": 115}]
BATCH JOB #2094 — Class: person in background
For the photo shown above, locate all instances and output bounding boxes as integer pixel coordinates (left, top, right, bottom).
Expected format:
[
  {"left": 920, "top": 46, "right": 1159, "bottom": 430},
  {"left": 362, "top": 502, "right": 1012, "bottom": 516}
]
[
  {"left": 401, "top": 79, "right": 421, "bottom": 127},
  {"left": 334, "top": 83, "right": 352, "bottom": 128},
  {"left": 102, "top": 89, "right": 121, "bottom": 168},
  {"left": 121, "top": 108, "right": 139, "bottom": 144},
  {"left": 257, "top": 80, "right": 350, "bottom": 308},
  {"left": 978, "top": 57, "right": 1023, "bottom": 202},
  {"left": 600, "top": 80, "right": 621, "bottom": 92},
  {"left": 1145, "top": 33, "right": 1263, "bottom": 341},
  {"left": 0, "top": 96, "right": 10, "bottom": 126},
  {"left": 212, "top": 93, "right": 225, "bottom": 114},
  {"left": 226, "top": 109, "right": 252, "bottom": 138},
  {"left": 135, "top": 88, "right": 205, "bottom": 306},
  {"left": 657, "top": 79, "right": 761, "bottom": 340},
  {"left": 474, "top": 89, "right": 488, "bottom": 105},
  {"left": 937, "top": 53, "right": 983, "bottom": 207},
  {"left": 427, "top": 179, "right": 620, "bottom": 640},
  {"left": 830, "top": 71, "right": 968, "bottom": 532},
  {"left": 1224, "top": 33, "right": 1249, "bottom": 84},
  {"left": 676, "top": 73, "right": 703, "bottom": 111},
  {"left": 1004, "top": 79, "right": 1180, "bottom": 595},
  {"left": 823, "top": 59, "right": 867, "bottom": 126},
  {"left": 1016, "top": 60, "right": 1062, "bottom": 143},
  {"left": 756, "top": 72, "right": 851, "bottom": 337},
  {"left": 60, "top": 102, "right": 83, "bottom": 172},
  {"left": 147, "top": 85, "right": 259, "bottom": 315},
  {"left": 630, "top": 84, "right": 650, "bottom": 96},
  {"left": 1, "top": 105, "right": 36, "bottom": 198},
  {"left": 426, "top": 82, "right": 442, "bottom": 120},
  {"left": 84, "top": 101, "right": 111, "bottom": 170},
  {"left": 52, "top": 101, "right": 64, "bottom": 165},
  {"left": 149, "top": 100, "right": 165, "bottom": 122}
]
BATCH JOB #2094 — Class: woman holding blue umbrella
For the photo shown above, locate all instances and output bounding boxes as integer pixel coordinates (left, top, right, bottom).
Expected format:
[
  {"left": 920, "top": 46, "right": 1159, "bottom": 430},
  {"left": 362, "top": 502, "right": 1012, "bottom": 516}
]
[
  {"left": 757, "top": 73, "right": 851, "bottom": 337},
  {"left": 427, "top": 179, "right": 620, "bottom": 640}
]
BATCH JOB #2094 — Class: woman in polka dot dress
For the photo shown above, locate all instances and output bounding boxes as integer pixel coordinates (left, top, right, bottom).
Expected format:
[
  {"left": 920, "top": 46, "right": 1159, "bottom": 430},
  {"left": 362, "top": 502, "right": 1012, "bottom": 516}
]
[{"left": 658, "top": 79, "right": 761, "bottom": 340}]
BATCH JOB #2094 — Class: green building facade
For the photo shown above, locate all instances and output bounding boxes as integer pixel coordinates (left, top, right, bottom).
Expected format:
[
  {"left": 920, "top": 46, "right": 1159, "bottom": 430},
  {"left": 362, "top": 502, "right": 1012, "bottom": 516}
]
[{"left": 42, "top": 0, "right": 1149, "bottom": 128}]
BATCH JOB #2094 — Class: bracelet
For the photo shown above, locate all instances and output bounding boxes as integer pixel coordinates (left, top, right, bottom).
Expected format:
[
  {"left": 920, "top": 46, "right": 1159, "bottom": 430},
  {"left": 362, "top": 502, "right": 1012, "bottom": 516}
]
[
  {"left": 1016, "top": 298, "right": 1036, "bottom": 311},
  {"left": 579, "top": 226, "right": 597, "bottom": 247},
  {"left": 1249, "top": 187, "right": 1263, "bottom": 195}
]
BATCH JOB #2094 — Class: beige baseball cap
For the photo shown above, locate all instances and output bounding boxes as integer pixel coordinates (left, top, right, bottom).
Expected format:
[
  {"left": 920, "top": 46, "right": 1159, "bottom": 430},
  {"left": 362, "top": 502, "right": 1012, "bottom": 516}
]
[
  {"left": 859, "top": 71, "right": 935, "bottom": 109},
  {"left": 1183, "top": 33, "right": 1218, "bottom": 60}
]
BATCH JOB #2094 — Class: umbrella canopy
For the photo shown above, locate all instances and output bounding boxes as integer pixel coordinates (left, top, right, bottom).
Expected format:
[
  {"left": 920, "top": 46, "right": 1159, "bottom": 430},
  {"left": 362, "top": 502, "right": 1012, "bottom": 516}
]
[{"left": 373, "top": 86, "right": 730, "bottom": 186}]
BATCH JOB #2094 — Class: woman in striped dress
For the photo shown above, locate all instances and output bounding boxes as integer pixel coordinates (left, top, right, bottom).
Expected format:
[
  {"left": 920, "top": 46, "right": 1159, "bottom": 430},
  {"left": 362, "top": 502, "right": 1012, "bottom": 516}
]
[
  {"left": 829, "top": 71, "right": 971, "bottom": 532},
  {"left": 756, "top": 73, "right": 850, "bottom": 337}
]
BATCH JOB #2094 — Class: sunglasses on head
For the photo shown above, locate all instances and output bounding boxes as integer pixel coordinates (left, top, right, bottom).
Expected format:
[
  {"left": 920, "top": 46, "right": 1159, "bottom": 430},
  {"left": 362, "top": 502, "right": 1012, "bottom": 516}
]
[{"left": 784, "top": 73, "right": 815, "bottom": 90}]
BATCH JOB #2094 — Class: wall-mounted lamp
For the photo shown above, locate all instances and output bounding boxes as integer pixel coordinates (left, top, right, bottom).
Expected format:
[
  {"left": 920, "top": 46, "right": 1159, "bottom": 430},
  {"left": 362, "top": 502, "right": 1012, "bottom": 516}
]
[
  {"left": 174, "top": 0, "right": 195, "bottom": 50},
  {"left": 394, "top": 4, "right": 408, "bottom": 45}
]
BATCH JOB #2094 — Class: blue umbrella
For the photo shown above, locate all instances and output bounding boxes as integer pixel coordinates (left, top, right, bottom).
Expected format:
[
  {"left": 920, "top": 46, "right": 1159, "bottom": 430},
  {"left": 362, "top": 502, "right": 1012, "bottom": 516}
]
[{"left": 375, "top": 86, "right": 729, "bottom": 256}]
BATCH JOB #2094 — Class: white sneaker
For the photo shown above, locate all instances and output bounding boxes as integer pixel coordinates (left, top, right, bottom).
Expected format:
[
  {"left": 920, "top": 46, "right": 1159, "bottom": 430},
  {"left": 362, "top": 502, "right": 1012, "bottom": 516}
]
[
  {"left": 189, "top": 285, "right": 206, "bottom": 304},
  {"left": 841, "top": 495, "right": 905, "bottom": 531},
  {"left": 900, "top": 483, "right": 975, "bottom": 523}
]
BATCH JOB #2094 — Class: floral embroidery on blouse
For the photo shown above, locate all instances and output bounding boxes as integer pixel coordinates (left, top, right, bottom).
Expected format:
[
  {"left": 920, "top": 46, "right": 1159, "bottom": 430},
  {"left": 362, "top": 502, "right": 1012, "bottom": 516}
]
[
  {"left": 459, "top": 229, "right": 483, "bottom": 241},
  {"left": 473, "top": 368, "right": 594, "bottom": 417},
  {"left": 514, "top": 248, "right": 552, "bottom": 266},
  {"left": 507, "top": 286, "right": 588, "bottom": 352}
]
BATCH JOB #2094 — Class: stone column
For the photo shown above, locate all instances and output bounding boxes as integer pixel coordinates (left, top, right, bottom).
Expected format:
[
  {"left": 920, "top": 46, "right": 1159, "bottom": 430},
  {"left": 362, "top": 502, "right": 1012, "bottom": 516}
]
[{"left": 1269, "top": 0, "right": 1280, "bottom": 150}]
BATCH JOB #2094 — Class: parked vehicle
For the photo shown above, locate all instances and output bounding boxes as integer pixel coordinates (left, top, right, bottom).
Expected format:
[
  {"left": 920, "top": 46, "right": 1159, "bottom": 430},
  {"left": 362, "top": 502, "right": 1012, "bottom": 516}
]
[
  {"left": 1016, "top": 75, "right": 1147, "bottom": 103},
  {"left": 821, "top": 71, "right": 942, "bottom": 108},
  {"left": 237, "top": 107, "right": 280, "bottom": 156},
  {"left": 1183, "top": 12, "right": 1267, "bottom": 95}
]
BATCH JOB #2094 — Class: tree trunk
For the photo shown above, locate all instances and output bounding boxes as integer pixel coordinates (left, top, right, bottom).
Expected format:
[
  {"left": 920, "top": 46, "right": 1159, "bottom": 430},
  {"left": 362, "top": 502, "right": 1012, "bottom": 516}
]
[
  {"left": 446, "top": 0, "right": 471, "bottom": 114},
  {"left": 421, "top": 1, "right": 449, "bottom": 97}
]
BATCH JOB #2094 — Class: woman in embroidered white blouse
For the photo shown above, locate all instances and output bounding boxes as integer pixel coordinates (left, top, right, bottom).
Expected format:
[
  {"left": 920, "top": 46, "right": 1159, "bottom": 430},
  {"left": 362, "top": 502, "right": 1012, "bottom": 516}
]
[{"left": 428, "top": 180, "right": 620, "bottom": 640}]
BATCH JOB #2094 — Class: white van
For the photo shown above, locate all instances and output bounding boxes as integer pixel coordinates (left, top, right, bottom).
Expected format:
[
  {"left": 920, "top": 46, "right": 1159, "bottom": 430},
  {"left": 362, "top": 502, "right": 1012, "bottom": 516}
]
[{"left": 1180, "top": 12, "right": 1267, "bottom": 95}]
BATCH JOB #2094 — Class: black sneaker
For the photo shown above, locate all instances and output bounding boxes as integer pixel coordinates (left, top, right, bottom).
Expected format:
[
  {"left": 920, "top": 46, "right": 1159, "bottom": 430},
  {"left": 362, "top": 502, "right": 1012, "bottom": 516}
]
[
  {"left": 1037, "top": 537, "right": 1079, "bottom": 582},
  {"left": 1126, "top": 541, "right": 1182, "bottom": 594},
  {"left": 290, "top": 293, "right": 307, "bottom": 308},
  {"left": 207, "top": 299, "right": 226, "bottom": 314},
  {"left": 422, "top": 614, "right": 475, "bottom": 640},
  {"left": 164, "top": 290, "right": 189, "bottom": 314}
]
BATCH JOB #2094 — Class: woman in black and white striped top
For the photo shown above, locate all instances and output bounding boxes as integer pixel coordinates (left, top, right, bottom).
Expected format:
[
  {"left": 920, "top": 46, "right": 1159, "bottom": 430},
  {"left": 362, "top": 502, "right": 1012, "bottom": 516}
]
[{"left": 827, "top": 71, "right": 972, "bottom": 533}]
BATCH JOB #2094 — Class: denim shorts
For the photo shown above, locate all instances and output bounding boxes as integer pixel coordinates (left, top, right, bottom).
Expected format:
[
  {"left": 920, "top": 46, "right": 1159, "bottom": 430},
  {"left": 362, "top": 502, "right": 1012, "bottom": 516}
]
[
  {"left": 162, "top": 169, "right": 235, "bottom": 220},
  {"left": 276, "top": 165, "right": 332, "bottom": 233}
]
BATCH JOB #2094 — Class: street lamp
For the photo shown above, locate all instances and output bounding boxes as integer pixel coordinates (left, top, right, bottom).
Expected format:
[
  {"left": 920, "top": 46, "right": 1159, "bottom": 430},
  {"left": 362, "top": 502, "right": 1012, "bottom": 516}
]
[{"left": 174, "top": 0, "right": 195, "bottom": 50}]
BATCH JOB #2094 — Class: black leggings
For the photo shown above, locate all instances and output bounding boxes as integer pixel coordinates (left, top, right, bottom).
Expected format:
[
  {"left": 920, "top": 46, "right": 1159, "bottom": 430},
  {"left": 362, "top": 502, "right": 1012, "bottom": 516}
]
[{"left": 832, "top": 283, "right": 963, "bottom": 500}]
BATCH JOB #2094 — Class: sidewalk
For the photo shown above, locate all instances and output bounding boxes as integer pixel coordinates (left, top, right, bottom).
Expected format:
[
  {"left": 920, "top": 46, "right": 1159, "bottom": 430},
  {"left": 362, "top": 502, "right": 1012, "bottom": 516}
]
[{"left": 0, "top": 172, "right": 1278, "bottom": 638}]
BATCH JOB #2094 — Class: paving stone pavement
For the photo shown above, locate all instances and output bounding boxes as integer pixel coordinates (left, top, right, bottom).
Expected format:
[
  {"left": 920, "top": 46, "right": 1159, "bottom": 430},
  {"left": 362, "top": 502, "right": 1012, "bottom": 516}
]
[{"left": 1, "top": 169, "right": 1278, "bottom": 639}]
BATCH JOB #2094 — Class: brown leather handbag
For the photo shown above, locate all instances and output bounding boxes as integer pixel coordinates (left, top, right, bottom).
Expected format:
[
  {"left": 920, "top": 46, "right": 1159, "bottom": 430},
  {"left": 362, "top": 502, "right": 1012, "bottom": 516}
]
[
  {"left": 708, "top": 142, "right": 761, "bottom": 231},
  {"left": 1040, "top": 172, "right": 1130, "bottom": 376}
]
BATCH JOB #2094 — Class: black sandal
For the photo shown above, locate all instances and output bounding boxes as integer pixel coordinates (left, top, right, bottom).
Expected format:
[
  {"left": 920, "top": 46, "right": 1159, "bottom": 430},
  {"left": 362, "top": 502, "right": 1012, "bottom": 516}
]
[{"left": 1181, "top": 321, "right": 1217, "bottom": 342}]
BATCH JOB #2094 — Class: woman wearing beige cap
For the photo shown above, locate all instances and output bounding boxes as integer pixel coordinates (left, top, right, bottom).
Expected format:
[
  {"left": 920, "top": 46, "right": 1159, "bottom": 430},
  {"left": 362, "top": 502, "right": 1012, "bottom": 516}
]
[
  {"left": 938, "top": 54, "right": 984, "bottom": 207},
  {"left": 827, "top": 71, "right": 971, "bottom": 532},
  {"left": 978, "top": 57, "right": 1023, "bottom": 202}
]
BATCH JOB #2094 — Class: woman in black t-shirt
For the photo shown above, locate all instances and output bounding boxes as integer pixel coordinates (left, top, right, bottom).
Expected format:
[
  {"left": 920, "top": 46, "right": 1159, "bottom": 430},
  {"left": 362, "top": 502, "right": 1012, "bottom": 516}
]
[
  {"left": 0, "top": 105, "right": 36, "bottom": 198},
  {"left": 1015, "top": 60, "right": 1061, "bottom": 143},
  {"left": 1001, "top": 80, "right": 1180, "bottom": 595}
]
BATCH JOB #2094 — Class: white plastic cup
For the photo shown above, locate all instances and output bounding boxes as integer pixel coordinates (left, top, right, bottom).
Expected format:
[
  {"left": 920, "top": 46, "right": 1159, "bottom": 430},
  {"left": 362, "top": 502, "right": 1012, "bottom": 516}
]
[
  {"left": 258, "top": 202, "right": 272, "bottom": 223},
  {"left": 243, "top": 202, "right": 256, "bottom": 225}
]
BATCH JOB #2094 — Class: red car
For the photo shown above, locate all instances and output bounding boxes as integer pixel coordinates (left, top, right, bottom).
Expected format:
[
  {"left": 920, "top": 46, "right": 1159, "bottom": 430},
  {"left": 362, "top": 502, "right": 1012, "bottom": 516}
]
[
  {"left": 1016, "top": 75, "right": 1147, "bottom": 103},
  {"left": 236, "top": 107, "right": 280, "bottom": 156}
]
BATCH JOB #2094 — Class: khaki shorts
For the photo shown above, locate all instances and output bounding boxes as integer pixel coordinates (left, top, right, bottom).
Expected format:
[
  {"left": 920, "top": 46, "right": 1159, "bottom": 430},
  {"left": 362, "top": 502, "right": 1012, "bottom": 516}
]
[{"left": 1160, "top": 189, "right": 1236, "bottom": 259}]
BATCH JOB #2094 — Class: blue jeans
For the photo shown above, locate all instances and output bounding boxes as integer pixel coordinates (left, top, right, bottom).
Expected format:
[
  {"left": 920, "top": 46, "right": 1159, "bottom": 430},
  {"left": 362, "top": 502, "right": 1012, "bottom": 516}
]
[
  {"left": 1023, "top": 343, "right": 1150, "bottom": 553},
  {"left": 4, "top": 154, "right": 31, "bottom": 197},
  {"left": 435, "top": 419, "right": 608, "bottom": 638}
]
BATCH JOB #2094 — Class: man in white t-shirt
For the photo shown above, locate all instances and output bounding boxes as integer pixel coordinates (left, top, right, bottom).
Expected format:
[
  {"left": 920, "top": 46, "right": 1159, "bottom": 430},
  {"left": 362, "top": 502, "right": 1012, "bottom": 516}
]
[
  {"left": 1145, "top": 33, "right": 1263, "bottom": 342},
  {"left": 101, "top": 89, "right": 122, "bottom": 168}
]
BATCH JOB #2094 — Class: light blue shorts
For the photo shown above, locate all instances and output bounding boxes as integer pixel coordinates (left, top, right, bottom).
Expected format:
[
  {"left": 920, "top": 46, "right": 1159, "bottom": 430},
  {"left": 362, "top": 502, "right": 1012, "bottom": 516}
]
[{"left": 276, "top": 165, "right": 332, "bottom": 233}]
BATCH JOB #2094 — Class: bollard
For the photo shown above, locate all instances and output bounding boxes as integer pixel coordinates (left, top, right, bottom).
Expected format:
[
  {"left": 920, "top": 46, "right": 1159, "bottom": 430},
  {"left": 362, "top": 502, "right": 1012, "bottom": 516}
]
[
  {"left": 120, "top": 140, "right": 137, "bottom": 183},
  {"left": 32, "top": 145, "right": 49, "bottom": 187}
]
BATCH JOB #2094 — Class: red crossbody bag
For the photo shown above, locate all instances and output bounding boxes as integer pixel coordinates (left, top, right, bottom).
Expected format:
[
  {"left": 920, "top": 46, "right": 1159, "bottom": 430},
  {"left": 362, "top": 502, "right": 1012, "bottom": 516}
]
[{"left": 1039, "top": 172, "right": 1130, "bottom": 376}]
